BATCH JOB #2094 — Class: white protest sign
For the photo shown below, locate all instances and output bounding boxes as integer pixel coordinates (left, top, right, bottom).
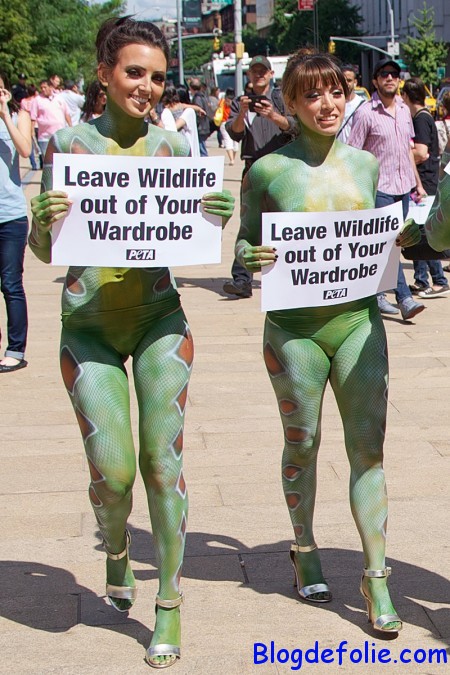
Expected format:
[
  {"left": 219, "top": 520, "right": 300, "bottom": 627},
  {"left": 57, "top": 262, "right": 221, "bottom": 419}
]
[
  {"left": 406, "top": 195, "right": 435, "bottom": 224},
  {"left": 261, "top": 203, "right": 402, "bottom": 311},
  {"left": 51, "top": 154, "right": 224, "bottom": 267}
]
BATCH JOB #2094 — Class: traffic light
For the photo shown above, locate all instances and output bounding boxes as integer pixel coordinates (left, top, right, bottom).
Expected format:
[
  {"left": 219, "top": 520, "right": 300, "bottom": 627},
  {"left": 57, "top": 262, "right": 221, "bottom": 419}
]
[
  {"left": 328, "top": 40, "right": 336, "bottom": 54},
  {"left": 213, "top": 36, "right": 220, "bottom": 51}
]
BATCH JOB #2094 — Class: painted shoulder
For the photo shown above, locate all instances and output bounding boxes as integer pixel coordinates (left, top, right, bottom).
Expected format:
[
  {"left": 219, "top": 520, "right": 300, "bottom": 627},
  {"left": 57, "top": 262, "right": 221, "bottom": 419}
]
[
  {"left": 247, "top": 150, "right": 292, "bottom": 187},
  {"left": 336, "top": 140, "right": 379, "bottom": 171},
  {"left": 52, "top": 122, "right": 190, "bottom": 157}
]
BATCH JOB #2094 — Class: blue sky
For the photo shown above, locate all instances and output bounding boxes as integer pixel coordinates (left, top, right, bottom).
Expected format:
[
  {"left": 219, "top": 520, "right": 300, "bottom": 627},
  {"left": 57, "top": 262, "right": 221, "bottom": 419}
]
[{"left": 124, "top": 0, "right": 177, "bottom": 20}]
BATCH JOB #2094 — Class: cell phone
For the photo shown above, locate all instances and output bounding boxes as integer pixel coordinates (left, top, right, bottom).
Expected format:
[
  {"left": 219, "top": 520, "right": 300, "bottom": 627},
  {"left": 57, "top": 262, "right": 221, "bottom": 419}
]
[{"left": 247, "top": 94, "right": 268, "bottom": 112}]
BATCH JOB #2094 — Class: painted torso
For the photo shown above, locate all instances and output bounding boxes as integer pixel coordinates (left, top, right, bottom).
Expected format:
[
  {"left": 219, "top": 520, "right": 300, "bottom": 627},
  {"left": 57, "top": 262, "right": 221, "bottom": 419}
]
[
  {"left": 241, "top": 138, "right": 379, "bottom": 320},
  {"left": 46, "top": 120, "right": 190, "bottom": 319}
]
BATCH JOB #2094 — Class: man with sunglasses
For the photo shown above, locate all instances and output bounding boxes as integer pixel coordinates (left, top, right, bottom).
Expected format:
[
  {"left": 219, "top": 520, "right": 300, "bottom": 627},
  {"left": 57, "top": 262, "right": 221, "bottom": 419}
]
[{"left": 348, "top": 58, "right": 426, "bottom": 321}]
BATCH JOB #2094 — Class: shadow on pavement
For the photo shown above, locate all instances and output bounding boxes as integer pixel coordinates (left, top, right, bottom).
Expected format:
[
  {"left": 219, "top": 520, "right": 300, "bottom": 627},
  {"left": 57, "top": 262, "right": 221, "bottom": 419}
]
[{"left": 1, "top": 528, "right": 448, "bottom": 649}]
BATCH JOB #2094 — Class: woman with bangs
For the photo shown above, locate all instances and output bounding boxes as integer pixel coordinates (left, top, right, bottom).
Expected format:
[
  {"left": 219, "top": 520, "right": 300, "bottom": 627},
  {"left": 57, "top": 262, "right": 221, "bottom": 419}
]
[{"left": 234, "top": 52, "right": 405, "bottom": 634}]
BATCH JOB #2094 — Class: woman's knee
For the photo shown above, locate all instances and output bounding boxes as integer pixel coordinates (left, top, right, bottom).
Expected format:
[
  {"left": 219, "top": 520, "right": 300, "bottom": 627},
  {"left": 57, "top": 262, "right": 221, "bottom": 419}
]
[
  {"left": 89, "top": 474, "right": 134, "bottom": 507},
  {"left": 139, "top": 452, "right": 181, "bottom": 492},
  {"left": 284, "top": 426, "right": 319, "bottom": 465}
]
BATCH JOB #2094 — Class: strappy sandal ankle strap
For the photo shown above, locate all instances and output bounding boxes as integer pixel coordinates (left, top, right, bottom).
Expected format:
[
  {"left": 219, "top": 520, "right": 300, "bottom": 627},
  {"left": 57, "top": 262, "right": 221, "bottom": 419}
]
[
  {"left": 155, "top": 593, "right": 184, "bottom": 609},
  {"left": 362, "top": 566, "right": 392, "bottom": 578},
  {"left": 290, "top": 542, "right": 317, "bottom": 553},
  {"left": 104, "top": 529, "right": 131, "bottom": 560}
]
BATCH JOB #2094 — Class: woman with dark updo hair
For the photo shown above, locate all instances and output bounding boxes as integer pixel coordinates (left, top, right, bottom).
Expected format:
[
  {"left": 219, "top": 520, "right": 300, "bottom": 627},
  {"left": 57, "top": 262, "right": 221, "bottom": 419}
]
[{"left": 30, "top": 16, "right": 234, "bottom": 668}]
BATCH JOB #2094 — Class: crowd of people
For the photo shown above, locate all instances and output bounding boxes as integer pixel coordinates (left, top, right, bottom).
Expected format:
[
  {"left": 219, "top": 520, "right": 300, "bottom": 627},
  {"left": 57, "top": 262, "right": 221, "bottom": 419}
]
[{"left": 2, "top": 15, "right": 450, "bottom": 670}]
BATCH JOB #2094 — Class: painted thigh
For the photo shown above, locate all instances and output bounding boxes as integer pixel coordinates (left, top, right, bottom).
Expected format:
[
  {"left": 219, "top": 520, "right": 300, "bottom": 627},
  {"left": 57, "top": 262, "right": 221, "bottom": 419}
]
[
  {"left": 329, "top": 310, "right": 389, "bottom": 567},
  {"left": 263, "top": 318, "right": 331, "bottom": 545},
  {"left": 60, "top": 328, "right": 136, "bottom": 552},
  {"left": 133, "top": 309, "right": 193, "bottom": 596}
]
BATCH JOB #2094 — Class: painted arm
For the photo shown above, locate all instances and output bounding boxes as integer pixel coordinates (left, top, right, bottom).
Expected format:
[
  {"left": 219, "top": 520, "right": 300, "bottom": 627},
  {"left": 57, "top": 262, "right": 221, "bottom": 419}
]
[
  {"left": 29, "top": 137, "right": 71, "bottom": 263},
  {"left": 235, "top": 163, "right": 277, "bottom": 270},
  {"left": 423, "top": 152, "right": 450, "bottom": 250}
]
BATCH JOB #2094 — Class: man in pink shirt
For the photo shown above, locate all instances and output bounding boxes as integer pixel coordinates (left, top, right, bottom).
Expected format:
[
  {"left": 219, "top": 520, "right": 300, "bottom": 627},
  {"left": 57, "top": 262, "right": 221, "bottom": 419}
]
[
  {"left": 30, "top": 79, "right": 71, "bottom": 159},
  {"left": 349, "top": 58, "right": 426, "bottom": 321}
]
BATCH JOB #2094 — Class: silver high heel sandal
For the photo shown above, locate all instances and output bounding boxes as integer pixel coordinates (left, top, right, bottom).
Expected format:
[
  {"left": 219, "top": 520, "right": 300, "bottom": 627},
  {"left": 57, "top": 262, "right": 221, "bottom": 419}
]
[
  {"left": 145, "top": 593, "right": 183, "bottom": 669},
  {"left": 289, "top": 543, "right": 332, "bottom": 603},
  {"left": 360, "top": 567, "right": 402, "bottom": 633},
  {"left": 104, "top": 529, "right": 137, "bottom": 612}
]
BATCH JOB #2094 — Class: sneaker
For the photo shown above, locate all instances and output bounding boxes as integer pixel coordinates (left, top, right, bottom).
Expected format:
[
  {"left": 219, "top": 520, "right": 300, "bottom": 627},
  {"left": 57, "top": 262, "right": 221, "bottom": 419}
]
[
  {"left": 409, "top": 282, "right": 428, "bottom": 295},
  {"left": 222, "top": 280, "right": 253, "bottom": 298},
  {"left": 377, "top": 293, "right": 399, "bottom": 315},
  {"left": 418, "top": 285, "right": 450, "bottom": 298},
  {"left": 398, "top": 297, "right": 426, "bottom": 320}
]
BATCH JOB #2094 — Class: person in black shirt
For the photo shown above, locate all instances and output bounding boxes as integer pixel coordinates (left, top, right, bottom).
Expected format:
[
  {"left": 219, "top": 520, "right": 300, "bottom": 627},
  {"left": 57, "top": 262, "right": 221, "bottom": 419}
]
[
  {"left": 12, "top": 73, "right": 28, "bottom": 104},
  {"left": 402, "top": 77, "right": 449, "bottom": 298}
]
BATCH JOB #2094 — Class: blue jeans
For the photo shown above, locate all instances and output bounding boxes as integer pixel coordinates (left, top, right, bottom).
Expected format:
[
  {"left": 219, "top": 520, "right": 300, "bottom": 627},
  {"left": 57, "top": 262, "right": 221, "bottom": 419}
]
[
  {"left": 38, "top": 139, "right": 49, "bottom": 160},
  {"left": 199, "top": 138, "right": 208, "bottom": 157},
  {"left": 0, "top": 216, "right": 28, "bottom": 359},
  {"left": 375, "top": 191, "right": 412, "bottom": 303},
  {"left": 413, "top": 260, "right": 447, "bottom": 287}
]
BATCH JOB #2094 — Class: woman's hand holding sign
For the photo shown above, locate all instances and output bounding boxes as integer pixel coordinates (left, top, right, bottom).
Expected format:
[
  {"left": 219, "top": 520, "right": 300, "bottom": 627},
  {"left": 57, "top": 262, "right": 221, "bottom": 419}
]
[
  {"left": 396, "top": 218, "right": 421, "bottom": 248},
  {"left": 201, "top": 189, "right": 235, "bottom": 227},
  {"left": 238, "top": 242, "right": 278, "bottom": 271},
  {"left": 31, "top": 190, "right": 72, "bottom": 232}
]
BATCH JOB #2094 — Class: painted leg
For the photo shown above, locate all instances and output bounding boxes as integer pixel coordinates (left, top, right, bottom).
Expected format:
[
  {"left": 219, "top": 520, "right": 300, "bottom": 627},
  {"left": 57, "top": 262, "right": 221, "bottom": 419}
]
[
  {"left": 263, "top": 318, "right": 331, "bottom": 602},
  {"left": 330, "top": 309, "right": 401, "bottom": 631},
  {"left": 133, "top": 310, "right": 192, "bottom": 667},
  {"left": 60, "top": 329, "right": 136, "bottom": 611}
]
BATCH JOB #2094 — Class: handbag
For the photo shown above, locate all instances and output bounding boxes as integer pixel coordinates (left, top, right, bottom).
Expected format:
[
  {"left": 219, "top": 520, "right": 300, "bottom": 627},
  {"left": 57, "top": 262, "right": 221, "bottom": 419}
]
[
  {"left": 213, "top": 100, "right": 224, "bottom": 126},
  {"left": 401, "top": 226, "right": 450, "bottom": 260}
]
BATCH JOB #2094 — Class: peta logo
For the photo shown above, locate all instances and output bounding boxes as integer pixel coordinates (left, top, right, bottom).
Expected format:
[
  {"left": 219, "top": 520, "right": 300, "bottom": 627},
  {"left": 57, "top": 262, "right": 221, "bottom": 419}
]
[
  {"left": 323, "top": 288, "right": 348, "bottom": 300},
  {"left": 126, "top": 249, "right": 155, "bottom": 261}
]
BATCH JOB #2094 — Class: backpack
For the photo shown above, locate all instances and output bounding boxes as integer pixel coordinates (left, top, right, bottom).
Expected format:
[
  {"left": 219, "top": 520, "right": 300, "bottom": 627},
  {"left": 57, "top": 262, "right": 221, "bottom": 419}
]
[
  {"left": 192, "top": 91, "right": 213, "bottom": 138},
  {"left": 436, "top": 119, "right": 450, "bottom": 155}
]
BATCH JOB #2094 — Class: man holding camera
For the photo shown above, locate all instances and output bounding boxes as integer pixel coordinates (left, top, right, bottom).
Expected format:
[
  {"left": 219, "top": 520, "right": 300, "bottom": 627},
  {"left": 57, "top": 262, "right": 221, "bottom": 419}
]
[{"left": 223, "top": 55, "right": 297, "bottom": 298}]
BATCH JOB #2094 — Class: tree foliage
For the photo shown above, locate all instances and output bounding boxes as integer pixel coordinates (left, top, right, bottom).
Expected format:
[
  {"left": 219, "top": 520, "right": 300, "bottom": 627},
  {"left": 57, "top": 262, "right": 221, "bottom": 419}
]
[
  {"left": 178, "top": 37, "right": 216, "bottom": 73},
  {"left": 0, "top": 0, "right": 124, "bottom": 84},
  {"left": 402, "top": 3, "right": 448, "bottom": 88},
  {"left": 268, "top": 0, "right": 364, "bottom": 60}
]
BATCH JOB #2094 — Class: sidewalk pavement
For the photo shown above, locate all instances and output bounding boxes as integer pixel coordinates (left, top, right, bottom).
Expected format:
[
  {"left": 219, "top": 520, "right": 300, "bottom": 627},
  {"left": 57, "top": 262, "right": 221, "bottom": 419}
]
[{"left": 0, "top": 144, "right": 448, "bottom": 674}]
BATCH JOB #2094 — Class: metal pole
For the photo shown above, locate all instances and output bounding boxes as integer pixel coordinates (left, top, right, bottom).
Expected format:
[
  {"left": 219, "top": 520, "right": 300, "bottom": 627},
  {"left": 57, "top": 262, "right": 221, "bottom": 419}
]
[
  {"left": 314, "top": 0, "right": 319, "bottom": 50},
  {"left": 234, "top": 0, "right": 243, "bottom": 96},
  {"left": 385, "top": 0, "right": 395, "bottom": 46},
  {"left": 176, "top": 0, "right": 184, "bottom": 84}
]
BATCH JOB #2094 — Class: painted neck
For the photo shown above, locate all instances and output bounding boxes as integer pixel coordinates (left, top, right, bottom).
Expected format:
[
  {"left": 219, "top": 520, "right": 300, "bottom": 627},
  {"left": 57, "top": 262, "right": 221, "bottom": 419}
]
[
  {"left": 294, "top": 121, "right": 337, "bottom": 165},
  {"left": 96, "top": 98, "right": 148, "bottom": 147}
]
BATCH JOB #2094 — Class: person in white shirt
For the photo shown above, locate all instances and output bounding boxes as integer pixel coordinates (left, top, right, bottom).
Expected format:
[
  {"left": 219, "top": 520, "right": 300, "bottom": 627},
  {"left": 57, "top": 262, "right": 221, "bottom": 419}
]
[
  {"left": 336, "top": 65, "right": 364, "bottom": 144},
  {"left": 59, "top": 80, "right": 85, "bottom": 126}
]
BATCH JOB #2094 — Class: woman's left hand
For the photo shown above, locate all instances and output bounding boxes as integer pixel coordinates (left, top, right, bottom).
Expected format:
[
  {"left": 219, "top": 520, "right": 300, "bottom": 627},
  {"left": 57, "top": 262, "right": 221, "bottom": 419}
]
[
  {"left": 396, "top": 218, "right": 421, "bottom": 248},
  {"left": 202, "top": 190, "right": 235, "bottom": 226},
  {"left": 0, "top": 88, "right": 12, "bottom": 118}
]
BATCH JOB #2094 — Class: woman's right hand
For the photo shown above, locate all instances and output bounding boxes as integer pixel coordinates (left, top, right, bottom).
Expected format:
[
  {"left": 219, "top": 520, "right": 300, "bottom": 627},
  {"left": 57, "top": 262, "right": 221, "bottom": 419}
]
[
  {"left": 31, "top": 191, "right": 72, "bottom": 232},
  {"left": 241, "top": 244, "right": 278, "bottom": 271}
]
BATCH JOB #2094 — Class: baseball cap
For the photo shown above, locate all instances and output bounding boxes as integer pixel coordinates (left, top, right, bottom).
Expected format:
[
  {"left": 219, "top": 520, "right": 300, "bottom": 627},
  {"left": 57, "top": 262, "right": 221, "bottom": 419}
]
[
  {"left": 248, "top": 56, "right": 272, "bottom": 71},
  {"left": 18, "top": 73, "right": 27, "bottom": 79},
  {"left": 373, "top": 58, "right": 400, "bottom": 78}
]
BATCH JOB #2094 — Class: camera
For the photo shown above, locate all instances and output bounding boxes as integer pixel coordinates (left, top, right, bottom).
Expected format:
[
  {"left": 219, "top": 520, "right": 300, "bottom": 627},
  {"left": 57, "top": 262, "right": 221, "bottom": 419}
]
[{"left": 247, "top": 94, "right": 268, "bottom": 112}]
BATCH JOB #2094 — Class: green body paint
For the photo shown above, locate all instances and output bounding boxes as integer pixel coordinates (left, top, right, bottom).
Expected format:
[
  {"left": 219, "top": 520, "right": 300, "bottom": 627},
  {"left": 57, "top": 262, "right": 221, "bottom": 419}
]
[
  {"left": 236, "top": 124, "right": 400, "bottom": 626},
  {"left": 30, "top": 113, "right": 192, "bottom": 650}
]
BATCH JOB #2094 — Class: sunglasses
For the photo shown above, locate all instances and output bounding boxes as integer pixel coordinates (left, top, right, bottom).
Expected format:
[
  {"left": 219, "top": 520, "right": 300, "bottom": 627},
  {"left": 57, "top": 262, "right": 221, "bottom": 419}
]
[{"left": 378, "top": 70, "right": 400, "bottom": 79}]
